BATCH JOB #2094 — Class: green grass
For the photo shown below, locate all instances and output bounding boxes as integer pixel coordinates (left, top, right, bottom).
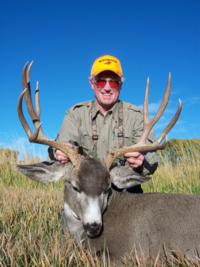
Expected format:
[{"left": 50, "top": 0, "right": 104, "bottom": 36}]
[{"left": 0, "top": 139, "right": 200, "bottom": 266}]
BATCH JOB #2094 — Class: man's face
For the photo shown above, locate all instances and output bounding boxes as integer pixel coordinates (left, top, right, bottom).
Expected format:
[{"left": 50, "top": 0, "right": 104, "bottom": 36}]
[{"left": 90, "top": 71, "right": 122, "bottom": 111}]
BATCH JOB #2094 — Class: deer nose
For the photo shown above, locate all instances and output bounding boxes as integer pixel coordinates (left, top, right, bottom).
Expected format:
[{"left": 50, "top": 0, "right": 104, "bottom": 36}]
[{"left": 84, "top": 222, "right": 102, "bottom": 237}]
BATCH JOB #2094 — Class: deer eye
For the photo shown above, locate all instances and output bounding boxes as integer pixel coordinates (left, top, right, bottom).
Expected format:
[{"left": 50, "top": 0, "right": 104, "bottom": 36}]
[{"left": 72, "top": 185, "right": 81, "bottom": 193}]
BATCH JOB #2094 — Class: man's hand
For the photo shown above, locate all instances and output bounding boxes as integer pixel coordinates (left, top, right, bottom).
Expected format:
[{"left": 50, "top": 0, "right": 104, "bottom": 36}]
[
  {"left": 124, "top": 152, "right": 144, "bottom": 169},
  {"left": 55, "top": 150, "right": 70, "bottom": 164},
  {"left": 54, "top": 142, "right": 74, "bottom": 164}
]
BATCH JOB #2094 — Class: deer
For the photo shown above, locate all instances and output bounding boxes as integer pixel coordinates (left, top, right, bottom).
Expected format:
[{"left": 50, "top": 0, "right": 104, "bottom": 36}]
[{"left": 17, "top": 62, "right": 200, "bottom": 262}]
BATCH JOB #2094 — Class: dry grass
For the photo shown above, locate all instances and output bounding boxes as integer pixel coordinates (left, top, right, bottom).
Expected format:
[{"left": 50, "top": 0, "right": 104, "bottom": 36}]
[
  {"left": 0, "top": 139, "right": 200, "bottom": 266},
  {"left": 143, "top": 139, "right": 200, "bottom": 194},
  {"left": 0, "top": 188, "right": 107, "bottom": 267}
]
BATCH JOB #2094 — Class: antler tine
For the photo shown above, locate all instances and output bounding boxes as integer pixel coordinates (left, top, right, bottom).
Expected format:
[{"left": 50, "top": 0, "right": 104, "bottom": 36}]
[
  {"left": 27, "top": 63, "right": 40, "bottom": 118},
  {"left": 157, "top": 99, "right": 182, "bottom": 145},
  {"left": 18, "top": 62, "right": 81, "bottom": 169},
  {"left": 18, "top": 88, "right": 40, "bottom": 141},
  {"left": 143, "top": 77, "right": 149, "bottom": 125},
  {"left": 139, "top": 73, "right": 171, "bottom": 144},
  {"left": 22, "top": 62, "right": 45, "bottom": 139},
  {"left": 104, "top": 73, "right": 181, "bottom": 170},
  {"left": 23, "top": 62, "right": 38, "bottom": 121},
  {"left": 22, "top": 62, "right": 28, "bottom": 89},
  {"left": 35, "top": 81, "right": 40, "bottom": 118}
]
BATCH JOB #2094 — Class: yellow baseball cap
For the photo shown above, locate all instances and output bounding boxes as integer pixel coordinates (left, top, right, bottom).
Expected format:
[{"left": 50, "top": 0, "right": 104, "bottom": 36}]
[{"left": 90, "top": 55, "right": 123, "bottom": 77}]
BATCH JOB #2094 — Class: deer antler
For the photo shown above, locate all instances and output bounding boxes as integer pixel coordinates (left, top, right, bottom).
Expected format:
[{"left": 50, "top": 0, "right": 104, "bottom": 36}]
[
  {"left": 105, "top": 73, "right": 182, "bottom": 169},
  {"left": 18, "top": 62, "right": 81, "bottom": 169}
]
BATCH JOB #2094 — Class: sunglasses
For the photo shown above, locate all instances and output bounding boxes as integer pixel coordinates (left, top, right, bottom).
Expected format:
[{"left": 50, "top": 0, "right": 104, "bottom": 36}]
[{"left": 94, "top": 78, "right": 121, "bottom": 89}]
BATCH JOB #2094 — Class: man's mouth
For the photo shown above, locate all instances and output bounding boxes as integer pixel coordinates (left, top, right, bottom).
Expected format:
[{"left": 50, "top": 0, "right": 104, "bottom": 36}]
[{"left": 102, "top": 93, "right": 112, "bottom": 96}]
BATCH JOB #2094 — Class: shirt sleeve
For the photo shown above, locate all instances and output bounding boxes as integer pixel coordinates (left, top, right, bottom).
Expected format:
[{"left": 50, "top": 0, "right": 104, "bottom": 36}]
[
  {"left": 56, "top": 108, "right": 81, "bottom": 144},
  {"left": 48, "top": 108, "right": 81, "bottom": 160}
]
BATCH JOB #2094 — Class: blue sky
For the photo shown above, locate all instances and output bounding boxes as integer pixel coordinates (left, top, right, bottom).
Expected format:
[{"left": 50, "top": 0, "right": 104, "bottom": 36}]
[{"left": 0, "top": 0, "right": 199, "bottom": 159}]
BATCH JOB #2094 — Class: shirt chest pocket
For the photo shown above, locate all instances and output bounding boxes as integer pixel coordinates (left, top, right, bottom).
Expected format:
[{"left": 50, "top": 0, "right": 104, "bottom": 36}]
[
  {"left": 123, "top": 129, "right": 134, "bottom": 146},
  {"left": 80, "top": 132, "right": 94, "bottom": 154}
]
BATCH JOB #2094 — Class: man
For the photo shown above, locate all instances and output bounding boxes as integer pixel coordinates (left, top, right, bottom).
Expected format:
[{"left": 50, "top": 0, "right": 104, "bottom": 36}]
[{"left": 49, "top": 55, "right": 158, "bottom": 193}]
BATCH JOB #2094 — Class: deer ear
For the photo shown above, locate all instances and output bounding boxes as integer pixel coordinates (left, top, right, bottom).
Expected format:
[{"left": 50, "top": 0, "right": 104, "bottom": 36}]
[
  {"left": 110, "top": 165, "right": 150, "bottom": 189},
  {"left": 17, "top": 160, "right": 68, "bottom": 183}
]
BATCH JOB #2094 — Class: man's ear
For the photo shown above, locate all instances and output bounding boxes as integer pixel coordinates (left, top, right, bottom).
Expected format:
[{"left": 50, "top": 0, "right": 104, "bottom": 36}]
[{"left": 89, "top": 78, "right": 95, "bottom": 91}]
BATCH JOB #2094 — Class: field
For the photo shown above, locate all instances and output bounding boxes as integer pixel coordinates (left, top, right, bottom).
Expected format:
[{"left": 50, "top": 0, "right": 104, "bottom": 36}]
[{"left": 0, "top": 139, "right": 200, "bottom": 266}]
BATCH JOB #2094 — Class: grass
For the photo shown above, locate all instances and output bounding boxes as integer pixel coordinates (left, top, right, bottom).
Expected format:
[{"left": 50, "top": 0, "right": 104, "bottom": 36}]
[
  {"left": 143, "top": 139, "right": 200, "bottom": 194},
  {"left": 0, "top": 139, "right": 200, "bottom": 266}
]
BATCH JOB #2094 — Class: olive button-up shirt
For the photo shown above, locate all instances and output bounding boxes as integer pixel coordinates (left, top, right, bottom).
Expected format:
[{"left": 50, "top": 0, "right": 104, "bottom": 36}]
[{"left": 55, "top": 100, "right": 158, "bottom": 176}]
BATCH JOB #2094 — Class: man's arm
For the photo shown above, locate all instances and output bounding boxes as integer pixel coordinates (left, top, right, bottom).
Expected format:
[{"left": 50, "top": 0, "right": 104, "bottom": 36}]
[
  {"left": 110, "top": 108, "right": 159, "bottom": 190},
  {"left": 48, "top": 108, "right": 81, "bottom": 162},
  {"left": 125, "top": 108, "right": 159, "bottom": 176}
]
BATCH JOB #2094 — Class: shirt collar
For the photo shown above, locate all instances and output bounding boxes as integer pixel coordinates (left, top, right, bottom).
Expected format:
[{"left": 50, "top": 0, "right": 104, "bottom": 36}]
[{"left": 91, "top": 100, "right": 120, "bottom": 120}]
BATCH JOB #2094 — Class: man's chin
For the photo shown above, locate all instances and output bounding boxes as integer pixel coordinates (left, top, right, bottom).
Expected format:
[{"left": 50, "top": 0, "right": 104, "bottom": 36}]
[{"left": 100, "top": 100, "right": 117, "bottom": 109}]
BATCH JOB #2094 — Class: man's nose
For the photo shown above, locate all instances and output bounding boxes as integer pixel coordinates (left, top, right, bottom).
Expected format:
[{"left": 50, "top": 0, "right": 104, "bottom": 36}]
[{"left": 104, "top": 81, "right": 112, "bottom": 91}]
